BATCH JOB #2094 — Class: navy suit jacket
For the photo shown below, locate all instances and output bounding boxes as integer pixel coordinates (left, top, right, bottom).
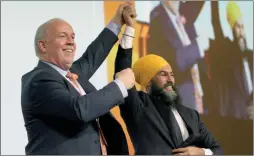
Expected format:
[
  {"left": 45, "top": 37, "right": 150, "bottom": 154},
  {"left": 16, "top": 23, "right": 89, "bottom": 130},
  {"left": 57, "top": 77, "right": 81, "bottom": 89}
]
[{"left": 21, "top": 28, "right": 128, "bottom": 154}]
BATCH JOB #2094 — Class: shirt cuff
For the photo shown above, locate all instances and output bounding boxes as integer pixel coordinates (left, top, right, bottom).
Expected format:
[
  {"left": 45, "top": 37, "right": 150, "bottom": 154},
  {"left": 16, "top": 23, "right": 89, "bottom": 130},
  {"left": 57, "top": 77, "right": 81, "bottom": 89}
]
[
  {"left": 106, "top": 21, "right": 121, "bottom": 36},
  {"left": 114, "top": 79, "right": 128, "bottom": 98},
  {"left": 203, "top": 148, "right": 213, "bottom": 155},
  {"left": 119, "top": 26, "right": 135, "bottom": 49}
]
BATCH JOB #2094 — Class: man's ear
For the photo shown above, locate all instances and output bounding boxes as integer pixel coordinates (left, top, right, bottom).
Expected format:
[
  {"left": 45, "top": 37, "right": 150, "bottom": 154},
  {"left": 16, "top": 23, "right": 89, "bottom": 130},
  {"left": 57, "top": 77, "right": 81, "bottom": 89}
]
[{"left": 38, "top": 40, "right": 47, "bottom": 53}]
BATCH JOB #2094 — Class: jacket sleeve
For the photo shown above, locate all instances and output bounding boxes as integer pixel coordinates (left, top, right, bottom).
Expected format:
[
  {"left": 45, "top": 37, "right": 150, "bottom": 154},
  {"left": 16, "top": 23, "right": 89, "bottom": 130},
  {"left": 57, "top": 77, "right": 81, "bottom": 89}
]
[
  {"left": 73, "top": 28, "right": 118, "bottom": 79},
  {"left": 211, "top": 1, "right": 224, "bottom": 40},
  {"left": 27, "top": 71, "right": 124, "bottom": 123},
  {"left": 114, "top": 45, "right": 144, "bottom": 124},
  {"left": 196, "top": 111, "right": 223, "bottom": 154}
]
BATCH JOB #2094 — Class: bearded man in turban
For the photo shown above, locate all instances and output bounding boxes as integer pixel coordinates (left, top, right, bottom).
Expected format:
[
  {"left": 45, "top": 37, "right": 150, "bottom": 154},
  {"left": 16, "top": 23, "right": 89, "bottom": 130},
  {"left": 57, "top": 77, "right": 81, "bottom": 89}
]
[
  {"left": 208, "top": 1, "right": 253, "bottom": 119},
  {"left": 114, "top": 47, "right": 223, "bottom": 154}
]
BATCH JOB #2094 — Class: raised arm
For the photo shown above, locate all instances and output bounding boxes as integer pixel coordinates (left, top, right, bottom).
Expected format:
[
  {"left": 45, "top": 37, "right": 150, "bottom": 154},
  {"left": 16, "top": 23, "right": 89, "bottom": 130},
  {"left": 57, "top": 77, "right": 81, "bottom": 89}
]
[
  {"left": 24, "top": 3, "right": 137, "bottom": 124},
  {"left": 211, "top": 1, "right": 224, "bottom": 39},
  {"left": 114, "top": 5, "right": 144, "bottom": 124},
  {"left": 22, "top": 70, "right": 125, "bottom": 123},
  {"left": 73, "top": 3, "right": 130, "bottom": 79},
  {"left": 180, "top": 1, "right": 205, "bottom": 24}
]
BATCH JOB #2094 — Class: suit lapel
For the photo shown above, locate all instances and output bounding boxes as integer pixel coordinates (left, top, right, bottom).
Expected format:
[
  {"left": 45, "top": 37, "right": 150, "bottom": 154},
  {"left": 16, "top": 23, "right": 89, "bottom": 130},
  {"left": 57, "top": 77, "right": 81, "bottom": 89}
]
[
  {"left": 36, "top": 61, "right": 81, "bottom": 96},
  {"left": 37, "top": 61, "right": 115, "bottom": 120},
  {"left": 175, "top": 104, "right": 194, "bottom": 135},
  {"left": 175, "top": 104, "right": 203, "bottom": 147},
  {"left": 159, "top": 4, "right": 198, "bottom": 50},
  {"left": 63, "top": 79, "right": 81, "bottom": 96},
  {"left": 146, "top": 97, "right": 176, "bottom": 148},
  {"left": 69, "top": 67, "right": 117, "bottom": 121},
  {"left": 69, "top": 68, "right": 96, "bottom": 94},
  {"left": 184, "top": 24, "right": 197, "bottom": 42},
  {"left": 158, "top": 5, "right": 184, "bottom": 49}
]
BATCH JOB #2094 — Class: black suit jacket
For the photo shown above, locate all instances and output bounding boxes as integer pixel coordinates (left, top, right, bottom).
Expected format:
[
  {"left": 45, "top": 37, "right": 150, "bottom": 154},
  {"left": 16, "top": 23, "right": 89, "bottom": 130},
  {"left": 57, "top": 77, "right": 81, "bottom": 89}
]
[
  {"left": 114, "top": 46, "right": 223, "bottom": 155},
  {"left": 21, "top": 28, "right": 128, "bottom": 155}
]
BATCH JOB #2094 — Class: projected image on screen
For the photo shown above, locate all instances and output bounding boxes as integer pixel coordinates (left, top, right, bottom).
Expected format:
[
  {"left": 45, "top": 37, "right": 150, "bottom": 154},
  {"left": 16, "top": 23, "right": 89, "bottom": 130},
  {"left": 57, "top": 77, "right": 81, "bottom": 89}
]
[{"left": 133, "top": 1, "right": 253, "bottom": 119}]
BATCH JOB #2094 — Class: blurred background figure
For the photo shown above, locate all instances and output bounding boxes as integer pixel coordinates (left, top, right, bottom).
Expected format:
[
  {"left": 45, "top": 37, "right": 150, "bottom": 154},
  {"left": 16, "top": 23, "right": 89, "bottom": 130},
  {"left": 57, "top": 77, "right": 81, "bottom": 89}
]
[
  {"left": 147, "top": 0, "right": 210, "bottom": 113},
  {"left": 207, "top": 1, "right": 253, "bottom": 119}
]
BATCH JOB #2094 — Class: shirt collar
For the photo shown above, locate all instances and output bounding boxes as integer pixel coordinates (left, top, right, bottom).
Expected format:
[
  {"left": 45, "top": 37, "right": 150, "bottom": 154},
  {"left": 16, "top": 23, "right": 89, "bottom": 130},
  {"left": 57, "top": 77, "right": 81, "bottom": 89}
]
[
  {"left": 42, "top": 61, "right": 68, "bottom": 77},
  {"left": 161, "top": 3, "right": 180, "bottom": 20}
]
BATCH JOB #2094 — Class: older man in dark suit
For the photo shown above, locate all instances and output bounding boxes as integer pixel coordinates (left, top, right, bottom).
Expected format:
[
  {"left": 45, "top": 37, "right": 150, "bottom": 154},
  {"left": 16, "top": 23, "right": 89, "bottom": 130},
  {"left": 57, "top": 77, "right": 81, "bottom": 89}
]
[{"left": 21, "top": 2, "right": 137, "bottom": 155}]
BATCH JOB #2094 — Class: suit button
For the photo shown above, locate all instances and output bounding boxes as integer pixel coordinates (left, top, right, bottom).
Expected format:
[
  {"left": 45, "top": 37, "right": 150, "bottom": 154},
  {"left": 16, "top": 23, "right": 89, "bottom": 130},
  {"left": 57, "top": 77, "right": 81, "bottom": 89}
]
[{"left": 95, "top": 140, "right": 100, "bottom": 144}]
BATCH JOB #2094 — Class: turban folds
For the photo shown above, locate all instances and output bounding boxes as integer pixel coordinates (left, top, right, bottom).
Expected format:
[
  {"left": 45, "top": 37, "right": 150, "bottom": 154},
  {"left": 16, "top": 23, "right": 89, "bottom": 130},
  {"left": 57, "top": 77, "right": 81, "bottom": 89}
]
[{"left": 133, "top": 54, "right": 169, "bottom": 87}]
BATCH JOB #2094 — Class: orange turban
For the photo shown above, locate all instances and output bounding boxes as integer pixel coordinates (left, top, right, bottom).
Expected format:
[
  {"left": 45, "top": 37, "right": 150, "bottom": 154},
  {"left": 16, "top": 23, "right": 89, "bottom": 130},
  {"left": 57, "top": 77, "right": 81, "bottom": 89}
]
[
  {"left": 133, "top": 54, "right": 169, "bottom": 87},
  {"left": 227, "top": 1, "right": 242, "bottom": 28}
]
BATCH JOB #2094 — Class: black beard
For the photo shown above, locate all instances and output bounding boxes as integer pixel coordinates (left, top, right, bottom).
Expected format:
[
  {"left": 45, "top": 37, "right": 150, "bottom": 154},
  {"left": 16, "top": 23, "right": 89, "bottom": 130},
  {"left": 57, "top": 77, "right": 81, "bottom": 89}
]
[{"left": 150, "top": 81, "right": 180, "bottom": 106}]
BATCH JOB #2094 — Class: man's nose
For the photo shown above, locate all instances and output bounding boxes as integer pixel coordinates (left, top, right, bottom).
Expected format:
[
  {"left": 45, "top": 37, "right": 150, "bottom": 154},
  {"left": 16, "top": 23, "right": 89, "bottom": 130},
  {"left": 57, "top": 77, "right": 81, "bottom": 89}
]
[
  {"left": 167, "top": 74, "right": 173, "bottom": 81},
  {"left": 67, "top": 36, "right": 74, "bottom": 45}
]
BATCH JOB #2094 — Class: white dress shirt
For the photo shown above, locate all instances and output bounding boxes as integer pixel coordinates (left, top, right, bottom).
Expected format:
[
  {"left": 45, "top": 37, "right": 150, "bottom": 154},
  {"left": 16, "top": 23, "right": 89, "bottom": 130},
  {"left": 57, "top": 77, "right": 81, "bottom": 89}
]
[{"left": 242, "top": 57, "right": 253, "bottom": 95}]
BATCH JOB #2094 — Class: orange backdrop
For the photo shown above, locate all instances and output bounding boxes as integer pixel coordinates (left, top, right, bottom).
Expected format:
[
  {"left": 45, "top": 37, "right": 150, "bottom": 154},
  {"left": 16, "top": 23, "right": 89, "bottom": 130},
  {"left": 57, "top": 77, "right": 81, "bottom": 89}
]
[{"left": 104, "top": 1, "right": 150, "bottom": 155}]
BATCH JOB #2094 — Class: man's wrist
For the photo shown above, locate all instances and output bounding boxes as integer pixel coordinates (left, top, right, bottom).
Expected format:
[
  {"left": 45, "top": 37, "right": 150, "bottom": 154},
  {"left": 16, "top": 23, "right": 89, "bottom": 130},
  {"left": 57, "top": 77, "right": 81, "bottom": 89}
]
[
  {"left": 111, "top": 19, "right": 122, "bottom": 27},
  {"left": 124, "top": 25, "right": 135, "bottom": 37},
  {"left": 120, "top": 25, "right": 135, "bottom": 49},
  {"left": 114, "top": 79, "right": 128, "bottom": 98},
  {"left": 107, "top": 21, "right": 121, "bottom": 36}
]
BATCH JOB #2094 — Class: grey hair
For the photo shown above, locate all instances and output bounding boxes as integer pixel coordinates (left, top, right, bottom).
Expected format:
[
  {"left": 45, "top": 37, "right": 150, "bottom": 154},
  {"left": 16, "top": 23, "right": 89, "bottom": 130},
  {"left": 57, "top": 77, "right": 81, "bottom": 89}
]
[{"left": 34, "top": 18, "right": 66, "bottom": 57}]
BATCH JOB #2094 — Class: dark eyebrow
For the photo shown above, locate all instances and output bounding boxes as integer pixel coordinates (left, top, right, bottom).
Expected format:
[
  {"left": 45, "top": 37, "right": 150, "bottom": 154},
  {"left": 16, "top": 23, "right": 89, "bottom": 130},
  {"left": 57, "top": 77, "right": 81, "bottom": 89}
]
[
  {"left": 157, "top": 70, "right": 167, "bottom": 75},
  {"left": 159, "top": 71, "right": 167, "bottom": 74},
  {"left": 158, "top": 70, "right": 174, "bottom": 75}
]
